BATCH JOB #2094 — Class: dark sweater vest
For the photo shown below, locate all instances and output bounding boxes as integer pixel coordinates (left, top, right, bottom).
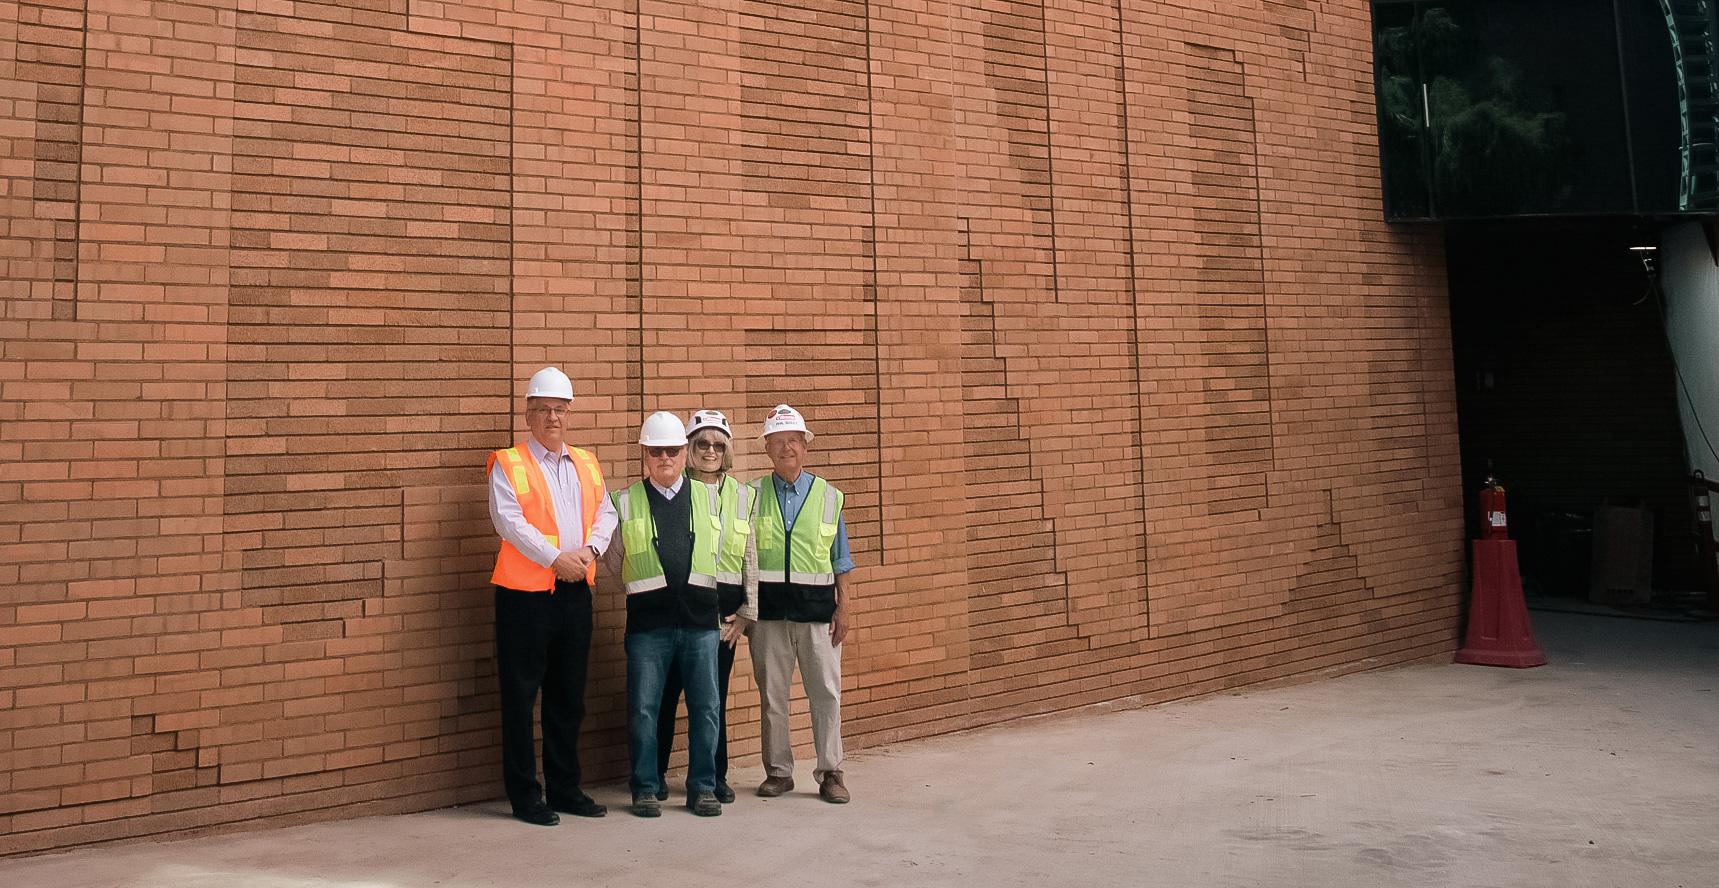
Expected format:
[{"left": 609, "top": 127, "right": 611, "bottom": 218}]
[{"left": 624, "top": 483, "right": 719, "bottom": 635}]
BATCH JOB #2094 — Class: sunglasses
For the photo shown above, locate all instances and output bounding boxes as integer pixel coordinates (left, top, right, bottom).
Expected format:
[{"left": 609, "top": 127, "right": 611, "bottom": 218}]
[
  {"left": 692, "top": 440, "right": 727, "bottom": 453},
  {"left": 646, "top": 446, "right": 683, "bottom": 458}
]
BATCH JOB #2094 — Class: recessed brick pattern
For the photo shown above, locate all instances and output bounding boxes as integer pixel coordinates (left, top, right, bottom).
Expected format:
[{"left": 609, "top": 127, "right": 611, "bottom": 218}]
[{"left": 0, "top": 0, "right": 1465, "bottom": 855}]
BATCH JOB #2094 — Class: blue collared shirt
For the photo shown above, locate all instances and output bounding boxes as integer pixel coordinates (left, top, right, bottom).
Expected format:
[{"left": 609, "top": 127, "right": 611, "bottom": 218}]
[{"left": 772, "top": 471, "right": 853, "bottom": 575}]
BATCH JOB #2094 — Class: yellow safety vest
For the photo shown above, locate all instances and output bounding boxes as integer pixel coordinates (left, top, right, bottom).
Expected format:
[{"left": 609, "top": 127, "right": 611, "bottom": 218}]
[
  {"left": 611, "top": 478, "right": 721, "bottom": 595},
  {"left": 753, "top": 474, "right": 842, "bottom": 586},
  {"left": 714, "top": 475, "right": 755, "bottom": 587}
]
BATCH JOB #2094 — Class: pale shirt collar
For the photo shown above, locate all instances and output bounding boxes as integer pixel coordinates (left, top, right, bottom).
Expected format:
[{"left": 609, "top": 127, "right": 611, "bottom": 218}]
[
  {"left": 526, "top": 436, "right": 566, "bottom": 458},
  {"left": 525, "top": 436, "right": 570, "bottom": 478},
  {"left": 650, "top": 475, "right": 685, "bottom": 499}
]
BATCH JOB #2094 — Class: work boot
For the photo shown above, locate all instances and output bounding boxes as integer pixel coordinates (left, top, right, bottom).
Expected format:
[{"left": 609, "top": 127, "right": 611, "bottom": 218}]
[
  {"left": 714, "top": 780, "right": 736, "bottom": 804},
  {"left": 687, "top": 790, "right": 723, "bottom": 817},
  {"left": 756, "top": 775, "right": 795, "bottom": 797},
  {"left": 631, "top": 794, "right": 661, "bottom": 818},
  {"left": 818, "top": 771, "right": 850, "bottom": 804},
  {"left": 654, "top": 774, "right": 669, "bottom": 802}
]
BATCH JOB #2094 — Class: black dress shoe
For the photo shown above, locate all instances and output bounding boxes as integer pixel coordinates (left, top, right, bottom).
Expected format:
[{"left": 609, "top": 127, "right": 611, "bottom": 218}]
[
  {"left": 548, "top": 794, "right": 607, "bottom": 818},
  {"left": 714, "top": 781, "right": 736, "bottom": 804},
  {"left": 513, "top": 802, "right": 560, "bottom": 826},
  {"left": 654, "top": 774, "right": 669, "bottom": 802}
]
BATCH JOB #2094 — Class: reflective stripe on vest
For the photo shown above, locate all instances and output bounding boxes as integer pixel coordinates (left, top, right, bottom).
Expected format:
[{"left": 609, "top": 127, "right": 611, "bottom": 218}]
[
  {"left": 753, "top": 475, "right": 841, "bottom": 586},
  {"left": 715, "top": 476, "right": 754, "bottom": 586},
  {"left": 488, "top": 443, "right": 604, "bottom": 591},
  {"left": 612, "top": 479, "right": 720, "bottom": 595}
]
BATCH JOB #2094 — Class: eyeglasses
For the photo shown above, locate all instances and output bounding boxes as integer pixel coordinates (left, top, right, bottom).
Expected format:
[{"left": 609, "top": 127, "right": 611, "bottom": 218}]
[
  {"left": 530, "top": 405, "right": 570, "bottom": 417},
  {"left": 692, "top": 440, "right": 727, "bottom": 453},
  {"left": 646, "top": 446, "right": 683, "bottom": 458}
]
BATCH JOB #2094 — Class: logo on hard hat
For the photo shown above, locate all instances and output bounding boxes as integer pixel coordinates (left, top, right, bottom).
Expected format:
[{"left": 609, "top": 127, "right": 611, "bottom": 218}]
[
  {"left": 760, "top": 404, "right": 812, "bottom": 441},
  {"left": 686, "top": 409, "right": 732, "bottom": 437}
]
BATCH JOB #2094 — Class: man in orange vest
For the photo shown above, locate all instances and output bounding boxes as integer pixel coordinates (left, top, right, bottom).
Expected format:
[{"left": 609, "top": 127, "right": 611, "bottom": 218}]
[{"left": 486, "top": 367, "right": 617, "bottom": 826}]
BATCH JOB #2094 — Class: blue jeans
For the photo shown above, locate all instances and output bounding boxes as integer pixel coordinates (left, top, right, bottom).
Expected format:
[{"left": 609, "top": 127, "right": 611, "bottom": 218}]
[{"left": 626, "top": 627, "right": 720, "bottom": 797}]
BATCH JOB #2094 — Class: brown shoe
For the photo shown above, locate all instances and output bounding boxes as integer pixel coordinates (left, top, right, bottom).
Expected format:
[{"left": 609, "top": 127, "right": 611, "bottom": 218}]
[
  {"left": 818, "top": 771, "right": 850, "bottom": 804},
  {"left": 756, "top": 775, "right": 795, "bottom": 797}
]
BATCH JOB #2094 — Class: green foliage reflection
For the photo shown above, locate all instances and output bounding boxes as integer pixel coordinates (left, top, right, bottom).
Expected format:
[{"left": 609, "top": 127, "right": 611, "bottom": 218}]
[{"left": 1376, "top": 5, "right": 1574, "bottom": 217}]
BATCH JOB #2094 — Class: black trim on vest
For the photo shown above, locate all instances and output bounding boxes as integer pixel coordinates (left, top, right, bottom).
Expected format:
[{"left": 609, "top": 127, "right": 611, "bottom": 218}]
[
  {"left": 716, "top": 582, "right": 744, "bottom": 617},
  {"left": 757, "top": 580, "right": 837, "bottom": 623}
]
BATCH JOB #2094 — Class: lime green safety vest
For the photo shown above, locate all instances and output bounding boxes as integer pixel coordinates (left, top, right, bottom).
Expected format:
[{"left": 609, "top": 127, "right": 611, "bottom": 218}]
[
  {"left": 611, "top": 478, "right": 721, "bottom": 595},
  {"left": 713, "top": 476, "right": 755, "bottom": 587},
  {"left": 752, "top": 474, "right": 842, "bottom": 586}
]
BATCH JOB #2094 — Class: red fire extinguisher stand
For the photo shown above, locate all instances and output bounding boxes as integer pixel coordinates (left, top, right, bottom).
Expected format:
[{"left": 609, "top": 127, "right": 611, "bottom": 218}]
[{"left": 1455, "top": 476, "right": 1547, "bottom": 667}]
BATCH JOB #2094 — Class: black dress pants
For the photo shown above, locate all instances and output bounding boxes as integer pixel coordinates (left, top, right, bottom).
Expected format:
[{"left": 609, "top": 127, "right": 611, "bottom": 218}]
[
  {"left": 495, "top": 581, "right": 592, "bottom": 811},
  {"left": 656, "top": 632, "right": 736, "bottom": 782}
]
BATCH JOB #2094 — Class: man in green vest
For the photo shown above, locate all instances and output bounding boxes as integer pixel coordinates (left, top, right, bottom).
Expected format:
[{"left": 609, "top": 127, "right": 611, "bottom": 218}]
[
  {"left": 604, "top": 411, "right": 725, "bottom": 818},
  {"left": 751, "top": 404, "right": 855, "bottom": 804},
  {"left": 653, "top": 409, "right": 756, "bottom": 804}
]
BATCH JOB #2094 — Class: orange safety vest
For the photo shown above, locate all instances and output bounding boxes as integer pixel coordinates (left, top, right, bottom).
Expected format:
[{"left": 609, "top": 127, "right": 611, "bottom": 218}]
[{"left": 488, "top": 441, "right": 605, "bottom": 590}]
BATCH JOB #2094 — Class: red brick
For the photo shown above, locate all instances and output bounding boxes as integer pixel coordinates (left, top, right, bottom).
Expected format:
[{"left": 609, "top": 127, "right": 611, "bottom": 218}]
[{"left": 1, "top": 0, "right": 1463, "bottom": 858}]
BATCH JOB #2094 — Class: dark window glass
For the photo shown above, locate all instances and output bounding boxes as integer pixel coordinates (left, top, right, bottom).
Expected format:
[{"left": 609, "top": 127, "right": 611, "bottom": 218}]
[{"left": 1373, "top": 0, "right": 1688, "bottom": 219}]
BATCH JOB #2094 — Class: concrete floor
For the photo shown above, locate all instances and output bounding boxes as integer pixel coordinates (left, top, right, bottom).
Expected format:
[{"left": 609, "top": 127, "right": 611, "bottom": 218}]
[{"left": 6, "top": 607, "right": 1719, "bottom": 887}]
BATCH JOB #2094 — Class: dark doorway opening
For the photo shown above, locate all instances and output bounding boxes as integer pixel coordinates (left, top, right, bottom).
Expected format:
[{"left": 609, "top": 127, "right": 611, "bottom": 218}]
[{"left": 1445, "top": 219, "right": 1703, "bottom": 598}]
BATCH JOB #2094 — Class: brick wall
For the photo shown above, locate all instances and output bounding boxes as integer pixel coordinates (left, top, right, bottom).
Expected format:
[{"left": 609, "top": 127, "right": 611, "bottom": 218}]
[{"left": 0, "top": 0, "right": 1464, "bottom": 855}]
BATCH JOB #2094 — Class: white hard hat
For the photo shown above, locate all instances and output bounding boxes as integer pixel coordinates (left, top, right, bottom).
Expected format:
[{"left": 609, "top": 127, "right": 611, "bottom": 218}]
[
  {"left": 525, "top": 367, "right": 574, "bottom": 401},
  {"left": 759, "top": 404, "right": 812, "bottom": 442},
  {"left": 639, "top": 411, "right": 689, "bottom": 447},
  {"left": 685, "top": 409, "right": 732, "bottom": 439}
]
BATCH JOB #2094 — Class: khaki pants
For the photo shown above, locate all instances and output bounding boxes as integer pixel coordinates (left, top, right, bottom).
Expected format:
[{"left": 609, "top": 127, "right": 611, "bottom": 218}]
[{"left": 750, "top": 620, "right": 843, "bottom": 782}]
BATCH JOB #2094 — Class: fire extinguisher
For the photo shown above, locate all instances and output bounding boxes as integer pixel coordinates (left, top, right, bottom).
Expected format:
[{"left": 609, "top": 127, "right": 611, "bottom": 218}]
[{"left": 1479, "top": 475, "right": 1508, "bottom": 540}]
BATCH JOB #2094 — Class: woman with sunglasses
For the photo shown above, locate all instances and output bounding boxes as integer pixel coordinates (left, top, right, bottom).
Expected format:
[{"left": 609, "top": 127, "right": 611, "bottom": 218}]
[{"left": 652, "top": 409, "right": 757, "bottom": 803}]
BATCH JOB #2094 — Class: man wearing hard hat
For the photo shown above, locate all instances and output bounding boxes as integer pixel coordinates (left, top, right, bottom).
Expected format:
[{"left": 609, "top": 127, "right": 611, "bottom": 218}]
[
  {"left": 751, "top": 404, "right": 855, "bottom": 804},
  {"left": 486, "top": 367, "right": 617, "bottom": 826},
  {"left": 651, "top": 409, "right": 757, "bottom": 805},
  {"left": 604, "top": 412, "right": 728, "bottom": 818}
]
